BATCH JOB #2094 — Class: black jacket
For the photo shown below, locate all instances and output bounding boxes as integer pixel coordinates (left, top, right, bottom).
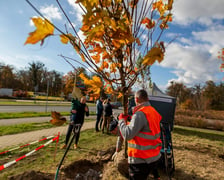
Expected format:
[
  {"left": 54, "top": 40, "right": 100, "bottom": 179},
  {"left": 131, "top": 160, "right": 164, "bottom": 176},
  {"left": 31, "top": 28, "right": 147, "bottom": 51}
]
[
  {"left": 103, "top": 102, "right": 113, "bottom": 117},
  {"left": 75, "top": 103, "right": 89, "bottom": 125}
]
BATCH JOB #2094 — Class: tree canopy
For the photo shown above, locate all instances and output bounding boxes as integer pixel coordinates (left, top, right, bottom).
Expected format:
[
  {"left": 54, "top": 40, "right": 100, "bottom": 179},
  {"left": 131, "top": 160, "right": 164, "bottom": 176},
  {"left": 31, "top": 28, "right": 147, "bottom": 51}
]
[{"left": 25, "top": 0, "right": 174, "bottom": 113}]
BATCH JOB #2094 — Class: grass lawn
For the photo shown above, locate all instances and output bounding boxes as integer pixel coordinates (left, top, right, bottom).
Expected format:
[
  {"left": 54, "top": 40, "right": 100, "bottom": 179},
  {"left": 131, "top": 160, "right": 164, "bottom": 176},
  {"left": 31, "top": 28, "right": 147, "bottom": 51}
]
[{"left": 0, "top": 126, "right": 223, "bottom": 180}]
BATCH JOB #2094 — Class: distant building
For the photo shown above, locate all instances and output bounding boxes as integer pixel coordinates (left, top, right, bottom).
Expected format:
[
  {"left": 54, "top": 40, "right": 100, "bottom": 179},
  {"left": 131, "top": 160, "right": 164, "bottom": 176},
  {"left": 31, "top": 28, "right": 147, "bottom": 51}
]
[{"left": 0, "top": 88, "right": 13, "bottom": 97}]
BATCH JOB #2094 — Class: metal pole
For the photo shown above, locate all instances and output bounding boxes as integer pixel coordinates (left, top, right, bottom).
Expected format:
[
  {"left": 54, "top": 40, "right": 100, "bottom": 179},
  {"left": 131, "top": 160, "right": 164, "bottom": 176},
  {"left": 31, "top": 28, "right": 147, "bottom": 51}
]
[
  {"left": 45, "top": 80, "right": 49, "bottom": 113},
  {"left": 54, "top": 124, "right": 81, "bottom": 180}
]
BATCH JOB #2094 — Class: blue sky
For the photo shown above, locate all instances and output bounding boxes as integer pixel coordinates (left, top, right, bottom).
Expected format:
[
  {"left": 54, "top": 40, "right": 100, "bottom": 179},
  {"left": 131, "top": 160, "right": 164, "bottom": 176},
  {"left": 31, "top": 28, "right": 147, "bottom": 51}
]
[{"left": 0, "top": 0, "right": 224, "bottom": 91}]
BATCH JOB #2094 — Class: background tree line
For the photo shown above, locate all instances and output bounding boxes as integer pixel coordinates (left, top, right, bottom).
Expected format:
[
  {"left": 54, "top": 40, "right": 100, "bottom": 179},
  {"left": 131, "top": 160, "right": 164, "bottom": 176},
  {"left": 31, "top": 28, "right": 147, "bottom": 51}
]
[
  {"left": 1, "top": 61, "right": 224, "bottom": 110},
  {"left": 0, "top": 61, "right": 88, "bottom": 99},
  {"left": 166, "top": 81, "right": 224, "bottom": 110}
]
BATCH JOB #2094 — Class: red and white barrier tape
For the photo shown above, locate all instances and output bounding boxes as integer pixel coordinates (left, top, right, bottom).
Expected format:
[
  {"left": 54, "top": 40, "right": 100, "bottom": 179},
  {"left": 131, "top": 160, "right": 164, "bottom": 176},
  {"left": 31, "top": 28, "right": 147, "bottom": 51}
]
[
  {"left": 0, "top": 135, "right": 59, "bottom": 171},
  {"left": 0, "top": 135, "right": 55, "bottom": 155}
]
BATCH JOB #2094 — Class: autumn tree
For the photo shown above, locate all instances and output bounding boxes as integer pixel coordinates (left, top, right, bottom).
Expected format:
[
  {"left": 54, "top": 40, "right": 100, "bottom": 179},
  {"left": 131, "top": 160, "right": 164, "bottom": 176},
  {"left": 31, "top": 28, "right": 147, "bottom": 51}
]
[
  {"left": 203, "top": 80, "right": 224, "bottom": 110},
  {"left": 166, "top": 81, "right": 191, "bottom": 105},
  {"left": 0, "top": 64, "right": 16, "bottom": 89},
  {"left": 28, "top": 61, "right": 45, "bottom": 93},
  {"left": 62, "top": 67, "right": 88, "bottom": 98},
  {"left": 25, "top": 0, "right": 174, "bottom": 113},
  {"left": 218, "top": 48, "right": 224, "bottom": 73}
]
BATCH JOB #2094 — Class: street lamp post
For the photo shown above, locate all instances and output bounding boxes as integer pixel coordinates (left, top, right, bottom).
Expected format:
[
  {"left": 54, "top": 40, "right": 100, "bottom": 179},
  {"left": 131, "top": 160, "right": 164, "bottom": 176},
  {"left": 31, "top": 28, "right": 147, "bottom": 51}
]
[{"left": 45, "top": 79, "right": 49, "bottom": 113}]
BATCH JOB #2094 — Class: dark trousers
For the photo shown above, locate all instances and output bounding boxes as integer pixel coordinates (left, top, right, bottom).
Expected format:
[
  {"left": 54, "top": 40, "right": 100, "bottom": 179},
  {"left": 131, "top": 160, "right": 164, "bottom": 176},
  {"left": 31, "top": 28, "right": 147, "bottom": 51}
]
[
  {"left": 129, "top": 160, "right": 160, "bottom": 180},
  {"left": 65, "top": 124, "right": 81, "bottom": 145},
  {"left": 95, "top": 113, "right": 102, "bottom": 131}
]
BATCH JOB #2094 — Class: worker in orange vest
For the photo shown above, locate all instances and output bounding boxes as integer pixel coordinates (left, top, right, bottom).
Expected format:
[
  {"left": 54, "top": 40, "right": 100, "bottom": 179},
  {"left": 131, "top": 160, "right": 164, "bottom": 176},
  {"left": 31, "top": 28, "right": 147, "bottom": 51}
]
[{"left": 118, "top": 89, "right": 162, "bottom": 180}]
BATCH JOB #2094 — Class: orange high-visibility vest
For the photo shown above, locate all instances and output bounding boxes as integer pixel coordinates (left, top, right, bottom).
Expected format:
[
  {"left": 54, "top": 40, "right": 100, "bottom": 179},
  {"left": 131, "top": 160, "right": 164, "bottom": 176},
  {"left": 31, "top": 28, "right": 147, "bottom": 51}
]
[{"left": 128, "top": 106, "right": 162, "bottom": 163}]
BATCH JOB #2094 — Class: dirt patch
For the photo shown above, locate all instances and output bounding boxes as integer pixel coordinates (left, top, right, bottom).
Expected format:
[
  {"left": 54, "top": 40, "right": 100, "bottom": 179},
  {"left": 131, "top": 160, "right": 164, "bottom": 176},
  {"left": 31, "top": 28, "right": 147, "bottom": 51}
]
[
  {"left": 8, "top": 170, "right": 54, "bottom": 180},
  {"left": 62, "top": 159, "right": 103, "bottom": 179},
  {"left": 7, "top": 136, "right": 224, "bottom": 180},
  {"left": 8, "top": 147, "right": 116, "bottom": 180}
]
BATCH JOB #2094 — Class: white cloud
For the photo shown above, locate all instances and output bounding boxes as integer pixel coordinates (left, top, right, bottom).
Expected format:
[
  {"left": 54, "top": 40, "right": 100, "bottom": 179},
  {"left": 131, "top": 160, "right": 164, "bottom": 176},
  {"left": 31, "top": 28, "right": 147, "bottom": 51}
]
[
  {"left": 173, "top": 0, "right": 224, "bottom": 25},
  {"left": 192, "top": 28, "right": 224, "bottom": 47},
  {"left": 0, "top": 54, "right": 53, "bottom": 71},
  {"left": 40, "top": 4, "right": 62, "bottom": 21},
  {"left": 160, "top": 42, "right": 221, "bottom": 86},
  {"left": 67, "top": 0, "right": 83, "bottom": 23}
]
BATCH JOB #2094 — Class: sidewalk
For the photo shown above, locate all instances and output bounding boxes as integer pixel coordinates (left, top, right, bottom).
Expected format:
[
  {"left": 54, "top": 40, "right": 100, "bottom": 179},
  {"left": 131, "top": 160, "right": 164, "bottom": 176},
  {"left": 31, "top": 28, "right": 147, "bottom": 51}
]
[
  {"left": 0, "top": 117, "right": 96, "bottom": 150},
  {"left": 0, "top": 116, "right": 96, "bottom": 126}
]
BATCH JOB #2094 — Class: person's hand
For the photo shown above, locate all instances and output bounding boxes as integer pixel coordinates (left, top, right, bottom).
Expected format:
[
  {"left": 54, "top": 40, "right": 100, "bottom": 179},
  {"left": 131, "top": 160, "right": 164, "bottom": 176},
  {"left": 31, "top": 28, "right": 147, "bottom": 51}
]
[
  {"left": 71, "top": 109, "right": 77, "bottom": 113},
  {"left": 118, "top": 113, "right": 129, "bottom": 122},
  {"left": 112, "top": 152, "right": 118, "bottom": 160},
  {"left": 85, "top": 106, "right": 88, "bottom": 112}
]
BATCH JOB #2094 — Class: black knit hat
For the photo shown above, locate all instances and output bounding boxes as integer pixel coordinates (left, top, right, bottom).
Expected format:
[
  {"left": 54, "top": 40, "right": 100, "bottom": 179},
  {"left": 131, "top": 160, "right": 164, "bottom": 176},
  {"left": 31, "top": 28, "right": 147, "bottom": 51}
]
[{"left": 109, "top": 119, "right": 118, "bottom": 131}]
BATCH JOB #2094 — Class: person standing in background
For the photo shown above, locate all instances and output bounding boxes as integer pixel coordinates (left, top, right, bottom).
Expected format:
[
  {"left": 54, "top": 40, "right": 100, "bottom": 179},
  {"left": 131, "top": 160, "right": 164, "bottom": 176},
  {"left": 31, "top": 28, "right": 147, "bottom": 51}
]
[
  {"left": 73, "top": 96, "right": 89, "bottom": 149},
  {"left": 95, "top": 97, "right": 104, "bottom": 132},
  {"left": 61, "top": 96, "right": 89, "bottom": 149},
  {"left": 102, "top": 98, "right": 113, "bottom": 134}
]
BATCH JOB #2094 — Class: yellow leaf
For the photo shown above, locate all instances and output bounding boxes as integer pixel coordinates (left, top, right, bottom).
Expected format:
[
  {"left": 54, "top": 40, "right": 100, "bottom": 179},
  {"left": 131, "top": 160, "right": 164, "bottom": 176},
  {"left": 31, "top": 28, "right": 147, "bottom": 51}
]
[
  {"left": 153, "top": 0, "right": 165, "bottom": 16},
  {"left": 79, "top": 73, "right": 103, "bottom": 97},
  {"left": 142, "top": 47, "right": 164, "bottom": 66},
  {"left": 25, "top": 17, "right": 54, "bottom": 45},
  {"left": 60, "top": 33, "right": 72, "bottom": 44}
]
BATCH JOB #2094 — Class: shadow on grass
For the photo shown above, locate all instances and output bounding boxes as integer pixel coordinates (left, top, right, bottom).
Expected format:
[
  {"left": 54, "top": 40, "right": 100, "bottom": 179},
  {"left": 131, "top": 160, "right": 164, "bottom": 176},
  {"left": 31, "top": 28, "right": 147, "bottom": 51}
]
[{"left": 173, "top": 126, "right": 224, "bottom": 142}]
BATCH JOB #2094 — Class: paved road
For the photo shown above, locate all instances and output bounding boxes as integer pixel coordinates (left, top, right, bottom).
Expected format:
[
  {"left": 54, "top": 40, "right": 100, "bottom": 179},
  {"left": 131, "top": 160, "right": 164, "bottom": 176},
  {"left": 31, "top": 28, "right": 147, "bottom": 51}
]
[
  {"left": 0, "top": 104, "right": 122, "bottom": 113},
  {"left": 0, "top": 116, "right": 97, "bottom": 126},
  {"left": 0, "top": 105, "right": 96, "bottom": 113}
]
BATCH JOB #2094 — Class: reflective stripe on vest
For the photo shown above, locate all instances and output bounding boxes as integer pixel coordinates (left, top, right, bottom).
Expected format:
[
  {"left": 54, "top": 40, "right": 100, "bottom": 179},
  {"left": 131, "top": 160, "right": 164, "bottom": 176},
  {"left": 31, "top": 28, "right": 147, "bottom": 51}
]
[{"left": 128, "top": 105, "right": 162, "bottom": 163}]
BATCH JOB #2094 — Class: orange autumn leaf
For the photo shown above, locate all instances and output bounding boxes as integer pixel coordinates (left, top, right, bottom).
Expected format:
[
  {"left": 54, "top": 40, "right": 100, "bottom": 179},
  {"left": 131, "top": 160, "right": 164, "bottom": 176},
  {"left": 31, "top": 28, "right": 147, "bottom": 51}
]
[
  {"left": 102, "top": 51, "right": 110, "bottom": 60},
  {"left": 136, "top": 38, "right": 141, "bottom": 46},
  {"left": 80, "top": 24, "right": 90, "bottom": 32},
  {"left": 91, "top": 54, "right": 100, "bottom": 63},
  {"left": 141, "top": 17, "right": 155, "bottom": 29},
  {"left": 25, "top": 17, "right": 54, "bottom": 45},
  {"left": 80, "top": 53, "right": 86, "bottom": 62},
  {"left": 105, "top": 72, "right": 110, "bottom": 77},
  {"left": 168, "top": 0, "right": 173, "bottom": 10},
  {"left": 102, "top": 61, "right": 109, "bottom": 69},
  {"left": 110, "top": 63, "right": 117, "bottom": 73},
  {"left": 105, "top": 86, "right": 113, "bottom": 94},
  {"left": 93, "top": 44, "right": 103, "bottom": 54},
  {"left": 160, "top": 22, "right": 169, "bottom": 29},
  {"left": 112, "top": 39, "right": 121, "bottom": 49},
  {"left": 141, "top": 17, "right": 150, "bottom": 24},
  {"left": 117, "top": 92, "right": 123, "bottom": 99}
]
